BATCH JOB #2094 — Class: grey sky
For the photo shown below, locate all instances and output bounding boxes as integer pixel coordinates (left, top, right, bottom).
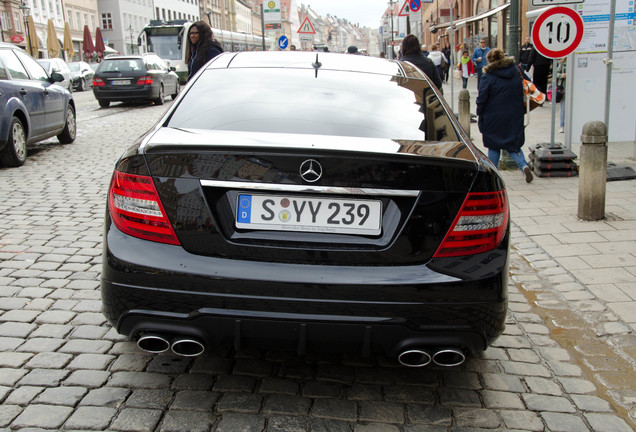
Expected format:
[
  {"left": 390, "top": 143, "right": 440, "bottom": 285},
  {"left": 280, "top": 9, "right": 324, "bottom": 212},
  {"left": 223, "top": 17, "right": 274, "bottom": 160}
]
[{"left": 303, "top": 1, "right": 391, "bottom": 29}]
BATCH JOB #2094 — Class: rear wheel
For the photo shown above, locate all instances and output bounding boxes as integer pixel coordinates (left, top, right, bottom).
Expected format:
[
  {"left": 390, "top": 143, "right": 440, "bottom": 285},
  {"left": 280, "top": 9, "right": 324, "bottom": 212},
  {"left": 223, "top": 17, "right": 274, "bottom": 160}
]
[
  {"left": 0, "top": 117, "right": 27, "bottom": 167},
  {"left": 155, "top": 85, "right": 165, "bottom": 105},
  {"left": 57, "top": 105, "right": 76, "bottom": 144},
  {"left": 99, "top": 100, "right": 110, "bottom": 108}
]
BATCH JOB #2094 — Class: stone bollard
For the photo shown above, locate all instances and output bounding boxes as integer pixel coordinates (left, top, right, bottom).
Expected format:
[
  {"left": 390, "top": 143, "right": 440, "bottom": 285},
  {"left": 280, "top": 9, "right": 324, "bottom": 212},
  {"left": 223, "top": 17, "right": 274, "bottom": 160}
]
[
  {"left": 578, "top": 121, "right": 608, "bottom": 221},
  {"left": 458, "top": 89, "right": 470, "bottom": 138}
]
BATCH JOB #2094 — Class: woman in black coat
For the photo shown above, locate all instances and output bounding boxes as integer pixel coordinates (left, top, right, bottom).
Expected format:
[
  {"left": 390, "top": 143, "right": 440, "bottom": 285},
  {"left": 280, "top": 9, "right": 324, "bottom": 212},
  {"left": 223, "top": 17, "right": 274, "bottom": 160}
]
[
  {"left": 399, "top": 34, "right": 443, "bottom": 90},
  {"left": 476, "top": 49, "right": 533, "bottom": 183},
  {"left": 186, "top": 21, "right": 223, "bottom": 81}
]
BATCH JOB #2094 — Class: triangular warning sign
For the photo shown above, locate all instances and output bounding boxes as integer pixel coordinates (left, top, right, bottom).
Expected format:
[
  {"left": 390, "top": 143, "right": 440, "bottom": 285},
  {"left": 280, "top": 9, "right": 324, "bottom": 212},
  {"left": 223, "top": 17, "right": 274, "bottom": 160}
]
[
  {"left": 297, "top": 16, "right": 316, "bottom": 34},
  {"left": 398, "top": 0, "right": 411, "bottom": 17}
]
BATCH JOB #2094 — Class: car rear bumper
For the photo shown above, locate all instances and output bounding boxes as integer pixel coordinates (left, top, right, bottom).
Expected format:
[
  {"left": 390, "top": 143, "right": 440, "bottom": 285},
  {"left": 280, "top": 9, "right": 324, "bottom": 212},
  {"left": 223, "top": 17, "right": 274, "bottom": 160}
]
[
  {"left": 93, "top": 87, "right": 156, "bottom": 101},
  {"left": 101, "top": 225, "right": 508, "bottom": 358}
]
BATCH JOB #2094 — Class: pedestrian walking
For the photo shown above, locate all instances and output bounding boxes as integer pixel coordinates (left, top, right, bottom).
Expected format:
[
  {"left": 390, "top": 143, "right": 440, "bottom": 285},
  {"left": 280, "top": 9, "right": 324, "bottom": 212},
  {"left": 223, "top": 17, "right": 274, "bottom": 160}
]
[
  {"left": 399, "top": 34, "right": 443, "bottom": 90},
  {"left": 476, "top": 48, "right": 533, "bottom": 183},
  {"left": 186, "top": 21, "right": 223, "bottom": 81},
  {"left": 472, "top": 38, "right": 490, "bottom": 89},
  {"left": 531, "top": 49, "right": 550, "bottom": 94},
  {"left": 519, "top": 36, "right": 534, "bottom": 72},
  {"left": 420, "top": 44, "right": 429, "bottom": 57},
  {"left": 442, "top": 44, "right": 451, "bottom": 83},
  {"left": 428, "top": 44, "right": 448, "bottom": 88},
  {"left": 458, "top": 50, "right": 474, "bottom": 89},
  {"left": 556, "top": 57, "right": 567, "bottom": 133}
]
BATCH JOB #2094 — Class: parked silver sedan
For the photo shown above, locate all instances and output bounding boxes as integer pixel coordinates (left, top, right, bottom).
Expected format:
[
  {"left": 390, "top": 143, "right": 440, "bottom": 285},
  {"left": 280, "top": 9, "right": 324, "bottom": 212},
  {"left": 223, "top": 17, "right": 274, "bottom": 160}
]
[{"left": 36, "top": 57, "right": 73, "bottom": 91}]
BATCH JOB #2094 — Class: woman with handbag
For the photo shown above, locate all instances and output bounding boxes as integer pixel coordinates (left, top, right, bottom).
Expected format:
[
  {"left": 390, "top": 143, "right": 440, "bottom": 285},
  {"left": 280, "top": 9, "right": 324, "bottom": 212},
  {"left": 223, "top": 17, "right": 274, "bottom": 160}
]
[
  {"left": 476, "top": 49, "right": 533, "bottom": 183},
  {"left": 556, "top": 57, "right": 567, "bottom": 133}
]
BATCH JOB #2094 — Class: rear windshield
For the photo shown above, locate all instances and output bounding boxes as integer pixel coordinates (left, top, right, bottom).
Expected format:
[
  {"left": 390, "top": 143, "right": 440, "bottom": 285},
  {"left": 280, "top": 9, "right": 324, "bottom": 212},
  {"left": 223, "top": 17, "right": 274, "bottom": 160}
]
[
  {"left": 99, "top": 59, "right": 144, "bottom": 73},
  {"left": 167, "top": 68, "right": 459, "bottom": 142}
]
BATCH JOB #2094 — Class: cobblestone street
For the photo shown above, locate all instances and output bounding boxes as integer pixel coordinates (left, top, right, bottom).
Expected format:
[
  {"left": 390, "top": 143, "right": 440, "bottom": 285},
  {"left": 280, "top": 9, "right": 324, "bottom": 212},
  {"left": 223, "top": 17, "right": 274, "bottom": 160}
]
[{"left": 0, "top": 90, "right": 633, "bottom": 431}]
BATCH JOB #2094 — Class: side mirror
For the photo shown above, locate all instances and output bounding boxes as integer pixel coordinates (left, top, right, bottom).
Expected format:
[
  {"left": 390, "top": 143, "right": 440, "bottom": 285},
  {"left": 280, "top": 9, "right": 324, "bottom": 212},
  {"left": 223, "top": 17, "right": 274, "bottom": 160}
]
[{"left": 50, "top": 71, "right": 65, "bottom": 83}]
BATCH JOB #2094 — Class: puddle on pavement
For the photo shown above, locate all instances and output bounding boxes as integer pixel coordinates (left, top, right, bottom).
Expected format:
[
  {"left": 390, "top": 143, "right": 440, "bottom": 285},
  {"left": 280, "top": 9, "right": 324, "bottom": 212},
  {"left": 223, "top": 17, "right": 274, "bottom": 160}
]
[{"left": 509, "top": 250, "right": 636, "bottom": 427}]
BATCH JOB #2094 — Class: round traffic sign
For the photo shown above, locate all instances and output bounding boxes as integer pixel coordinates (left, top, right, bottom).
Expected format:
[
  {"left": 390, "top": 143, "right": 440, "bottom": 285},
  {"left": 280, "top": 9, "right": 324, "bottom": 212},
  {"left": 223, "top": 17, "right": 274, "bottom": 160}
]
[
  {"left": 278, "top": 35, "right": 288, "bottom": 50},
  {"left": 410, "top": 0, "right": 421, "bottom": 12},
  {"left": 532, "top": 7, "right": 584, "bottom": 59}
]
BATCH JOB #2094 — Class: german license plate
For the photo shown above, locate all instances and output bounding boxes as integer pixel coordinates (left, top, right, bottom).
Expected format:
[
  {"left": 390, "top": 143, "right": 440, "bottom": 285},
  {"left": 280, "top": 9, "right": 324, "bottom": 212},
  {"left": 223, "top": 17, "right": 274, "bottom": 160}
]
[
  {"left": 236, "top": 194, "right": 382, "bottom": 235},
  {"left": 111, "top": 80, "right": 130, "bottom": 85}
]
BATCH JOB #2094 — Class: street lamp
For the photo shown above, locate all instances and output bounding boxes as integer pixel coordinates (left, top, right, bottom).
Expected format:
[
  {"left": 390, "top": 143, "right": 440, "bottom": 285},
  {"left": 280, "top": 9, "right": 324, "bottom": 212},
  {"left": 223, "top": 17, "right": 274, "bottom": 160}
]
[
  {"left": 19, "top": 1, "right": 31, "bottom": 56},
  {"left": 204, "top": 10, "right": 212, "bottom": 26},
  {"left": 127, "top": 26, "right": 134, "bottom": 55},
  {"left": 388, "top": 0, "right": 396, "bottom": 59}
]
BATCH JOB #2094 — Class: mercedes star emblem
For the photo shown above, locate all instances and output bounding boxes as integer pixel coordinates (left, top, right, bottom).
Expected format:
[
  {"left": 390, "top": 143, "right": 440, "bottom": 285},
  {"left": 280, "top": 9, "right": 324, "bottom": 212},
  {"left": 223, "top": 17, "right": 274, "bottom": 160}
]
[{"left": 299, "top": 159, "right": 322, "bottom": 183}]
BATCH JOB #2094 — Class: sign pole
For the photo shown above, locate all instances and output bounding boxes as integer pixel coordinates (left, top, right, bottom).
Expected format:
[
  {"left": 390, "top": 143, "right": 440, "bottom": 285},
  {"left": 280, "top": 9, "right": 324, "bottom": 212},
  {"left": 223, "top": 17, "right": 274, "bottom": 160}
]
[
  {"left": 261, "top": 4, "right": 266, "bottom": 51},
  {"left": 550, "top": 58, "right": 557, "bottom": 147},
  {"left": 604, "top": 0, "right": 616, "bottom": 136}
]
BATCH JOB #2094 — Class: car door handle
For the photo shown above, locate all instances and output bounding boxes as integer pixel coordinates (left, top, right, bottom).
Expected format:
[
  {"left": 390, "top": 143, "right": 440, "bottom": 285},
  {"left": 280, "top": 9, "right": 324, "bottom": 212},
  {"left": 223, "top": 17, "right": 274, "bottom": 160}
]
[
  {"left": 20, "top": 89, "right": 27, "bottom": 96},
  {"left": 43, "top": 89, "right": 49, "bottom": 95}
]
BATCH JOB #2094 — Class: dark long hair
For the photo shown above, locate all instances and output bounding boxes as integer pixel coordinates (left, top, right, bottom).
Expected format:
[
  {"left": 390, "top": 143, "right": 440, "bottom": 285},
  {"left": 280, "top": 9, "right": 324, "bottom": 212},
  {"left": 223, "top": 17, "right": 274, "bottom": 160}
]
[
  {"left": 185, "top": 21, "right": 220, "bottom": 70},
  {"left": 401, "top": 34, "right": 422, "bottom": 56}
]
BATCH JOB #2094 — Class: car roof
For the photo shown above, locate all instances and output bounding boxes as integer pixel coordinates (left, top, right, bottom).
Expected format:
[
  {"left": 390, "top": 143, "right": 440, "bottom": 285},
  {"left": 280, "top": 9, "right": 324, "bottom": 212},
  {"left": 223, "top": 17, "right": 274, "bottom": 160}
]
[
  {"left": 103, "top": 53, "right": 156, "bottom": 60},
  {"left": 207, "top": 51, "right": 403, "bottom": 77}
]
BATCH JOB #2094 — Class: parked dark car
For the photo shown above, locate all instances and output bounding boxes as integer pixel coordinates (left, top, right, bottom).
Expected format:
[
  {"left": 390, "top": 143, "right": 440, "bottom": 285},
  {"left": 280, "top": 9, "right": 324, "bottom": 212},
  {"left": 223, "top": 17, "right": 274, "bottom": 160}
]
[
  {"left": 68, "top": 60, "right": 94, "bottom": 91},
  {"left": 101, "top": 51, "right": 509, "bottom": 367},
  {"left": 92, "top": 53, "right": 179, "bottom": 108},
  {"left": 0, "top": 42, "right": 76, "bottom": 167},
  {"left": 36, "top": 57, "right": 73, "bottom": 91}
]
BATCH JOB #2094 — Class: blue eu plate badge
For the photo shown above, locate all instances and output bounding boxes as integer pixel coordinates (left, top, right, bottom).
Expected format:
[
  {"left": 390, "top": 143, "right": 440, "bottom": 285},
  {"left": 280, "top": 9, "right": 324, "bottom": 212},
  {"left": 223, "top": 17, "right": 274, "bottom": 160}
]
[{"left": 237, "top": 195, "right": 252, "bottom": 223}]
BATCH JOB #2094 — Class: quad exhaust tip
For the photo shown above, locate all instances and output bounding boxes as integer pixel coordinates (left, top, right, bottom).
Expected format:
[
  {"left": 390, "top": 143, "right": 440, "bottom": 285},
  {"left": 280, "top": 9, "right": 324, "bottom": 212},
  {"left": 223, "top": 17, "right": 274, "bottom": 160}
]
[
  {"left": 171, "top": 338, "right": 205, "bottom": 357},
  {"left": 137, "top": 333, "right": 171, "bottom": 354},
  {"left": 398, "top": 347, "right": 466, "bottom": 367},
  {"left": 432, "top": 348, "right": 466, "bottom": 367},
  {"left": 398, "top": 349, "right": 432, "bottom": 367}
]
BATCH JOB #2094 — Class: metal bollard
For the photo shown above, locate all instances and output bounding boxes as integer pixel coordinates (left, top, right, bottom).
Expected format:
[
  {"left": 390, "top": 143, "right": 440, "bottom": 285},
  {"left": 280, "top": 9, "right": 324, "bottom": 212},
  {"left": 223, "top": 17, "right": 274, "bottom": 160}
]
[
  {"left": 458, "top": 89, "right": 471, "bottom": 138},
  {"left": 578, "top": 121, "right": 608, "bottom": 221}
]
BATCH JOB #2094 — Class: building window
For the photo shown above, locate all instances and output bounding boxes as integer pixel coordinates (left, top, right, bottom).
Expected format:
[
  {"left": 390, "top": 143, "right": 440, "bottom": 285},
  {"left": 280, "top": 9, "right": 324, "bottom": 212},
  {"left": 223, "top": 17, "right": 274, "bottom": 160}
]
[
  {"left": 14, "top": 12, "right": 22, "bottom": 32},
  {"left": 76, "top": 11, "right": 81, "bottom": 29},
  {"left": 102, "top": 13, "right": 112, "bottom": 30}
]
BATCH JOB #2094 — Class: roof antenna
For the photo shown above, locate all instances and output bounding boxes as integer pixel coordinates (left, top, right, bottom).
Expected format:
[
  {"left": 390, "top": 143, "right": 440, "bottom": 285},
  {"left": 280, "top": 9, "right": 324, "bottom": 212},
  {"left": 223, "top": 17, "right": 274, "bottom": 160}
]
[{"left": 312, "top": 54, "right": 321, "bottom": 78}]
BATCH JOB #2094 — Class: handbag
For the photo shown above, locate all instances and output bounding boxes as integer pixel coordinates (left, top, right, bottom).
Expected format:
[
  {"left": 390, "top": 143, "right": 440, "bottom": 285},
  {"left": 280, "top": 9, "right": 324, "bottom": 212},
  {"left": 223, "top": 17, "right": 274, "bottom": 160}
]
[
  {"left": 556, "top": 84, "right": 565, "bottom": 103},
  {"left": 517, "top": 67, "right": 545, "bottom": 113}
]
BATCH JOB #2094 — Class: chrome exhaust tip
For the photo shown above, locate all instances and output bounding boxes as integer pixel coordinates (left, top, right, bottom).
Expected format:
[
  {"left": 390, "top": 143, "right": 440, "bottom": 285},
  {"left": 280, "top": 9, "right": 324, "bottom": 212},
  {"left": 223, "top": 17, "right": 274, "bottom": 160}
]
[
  {"left": 398, "top": 349, "right": 432, "bottom": 367},
  {"left": 171, "top": 338, "right": 205, "bottom": 357},
  {"left": 432, "top": 348, "right": 466, "bottom": 367},
  {"left": 137, "top": 333, "right": 171, "bottom": 354}
]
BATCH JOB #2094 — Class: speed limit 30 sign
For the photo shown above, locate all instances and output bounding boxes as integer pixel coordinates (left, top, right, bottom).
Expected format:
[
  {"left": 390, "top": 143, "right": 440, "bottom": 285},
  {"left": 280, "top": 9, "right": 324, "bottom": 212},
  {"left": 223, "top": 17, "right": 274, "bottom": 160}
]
[{"left": 532, "top": 7, "right": 584, "bottom": 58}]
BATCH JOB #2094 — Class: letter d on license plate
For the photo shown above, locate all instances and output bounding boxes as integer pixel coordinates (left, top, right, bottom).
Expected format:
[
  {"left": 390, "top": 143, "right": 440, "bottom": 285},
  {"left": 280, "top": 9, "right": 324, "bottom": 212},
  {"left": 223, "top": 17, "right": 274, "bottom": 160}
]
[{"left": 236, "top": 194, "right": 382, "bottom": 235}]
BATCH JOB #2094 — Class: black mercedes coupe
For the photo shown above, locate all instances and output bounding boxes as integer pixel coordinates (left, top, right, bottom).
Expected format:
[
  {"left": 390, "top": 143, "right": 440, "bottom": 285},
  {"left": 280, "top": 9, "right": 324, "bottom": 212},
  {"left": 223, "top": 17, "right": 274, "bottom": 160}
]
[{"left": 101, "top": 51, "right": 509, "bottom": 368}]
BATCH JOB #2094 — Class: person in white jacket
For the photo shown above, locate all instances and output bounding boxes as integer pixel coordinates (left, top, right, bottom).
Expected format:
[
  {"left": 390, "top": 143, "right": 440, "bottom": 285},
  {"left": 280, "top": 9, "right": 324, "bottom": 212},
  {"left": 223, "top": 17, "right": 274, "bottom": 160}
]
[{"left": 428, "top": 45, "right": 449, "bottom": 86}]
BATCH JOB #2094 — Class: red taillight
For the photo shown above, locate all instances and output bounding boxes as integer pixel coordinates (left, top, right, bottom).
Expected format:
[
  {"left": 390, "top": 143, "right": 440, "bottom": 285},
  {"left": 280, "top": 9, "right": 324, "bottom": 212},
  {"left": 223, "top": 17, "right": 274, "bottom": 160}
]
[
  {"left": 108, "top": 171, "right": 180, "bottom": 245},
  {"left": 93, "top": 78, "right": 105, "bottom": 87},
  {"left": 136, "top": 76, "right": 153, "bottom": 85},
  {"left": 433, "top": 191, "right": 508, "bottom": 258}
]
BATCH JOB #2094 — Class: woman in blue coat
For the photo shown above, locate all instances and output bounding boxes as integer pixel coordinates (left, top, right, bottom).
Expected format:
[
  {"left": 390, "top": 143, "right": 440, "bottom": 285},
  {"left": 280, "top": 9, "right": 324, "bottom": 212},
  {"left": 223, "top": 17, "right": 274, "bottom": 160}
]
[{"left": 476, "top": 48, "right": 533, "bottom": 183}]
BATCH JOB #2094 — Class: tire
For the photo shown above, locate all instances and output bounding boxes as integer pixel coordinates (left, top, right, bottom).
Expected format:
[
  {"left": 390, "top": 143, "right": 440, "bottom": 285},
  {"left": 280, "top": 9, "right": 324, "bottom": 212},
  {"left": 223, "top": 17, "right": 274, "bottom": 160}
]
[
  {"left": 0, "top": 117, "right": 28, "bottom": 167},
  {"left": 57, "top": 105, "right": 76, "bottom": 144},
  {"left": 99, "top": 100, "right": 110, "bottom": 108},
  {"left": 155, "top": 85, "right": 165, "bottom": 105},
  {"left": 171, "top": 81, "right": 180, "bottom": 100}
]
